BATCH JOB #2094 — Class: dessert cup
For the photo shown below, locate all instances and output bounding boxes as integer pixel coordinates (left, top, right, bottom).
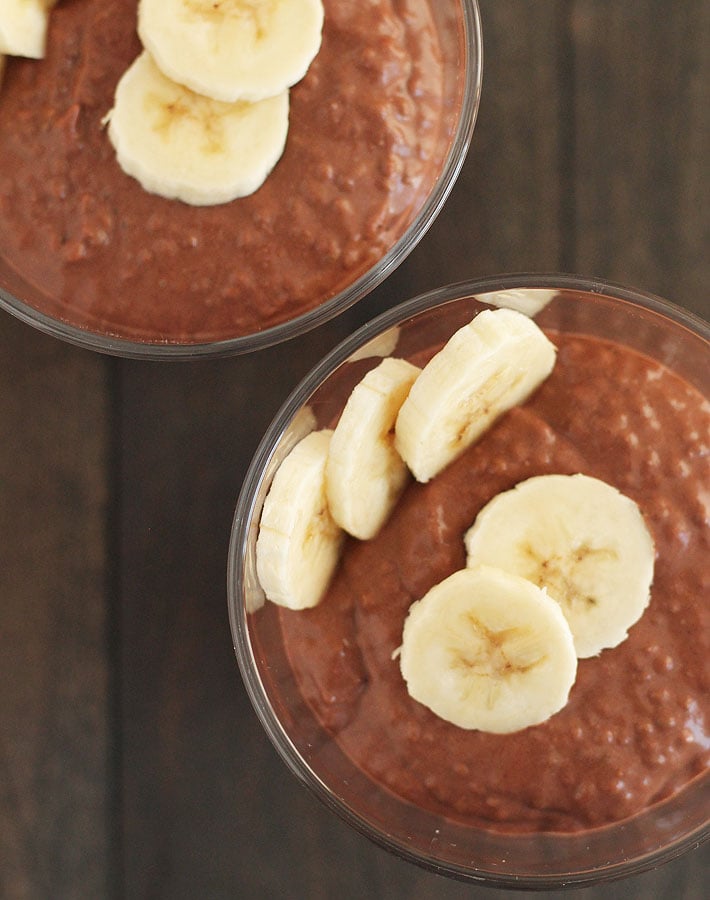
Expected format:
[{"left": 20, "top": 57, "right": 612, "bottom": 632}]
[
  {"left": 228, "top": 274, "right": 709, "bottom": 888},
  {"left": 0, "top": 1, "right": 482, "bottom": 359}
]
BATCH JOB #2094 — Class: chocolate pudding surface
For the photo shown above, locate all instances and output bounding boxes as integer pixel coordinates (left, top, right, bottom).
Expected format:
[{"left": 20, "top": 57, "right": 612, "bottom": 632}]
[
  {"left": 277, "top": 332, "right": 710, "bottom": 834},
  {"left": 0, "top": 0, "right": 446, "bottom": 343}
]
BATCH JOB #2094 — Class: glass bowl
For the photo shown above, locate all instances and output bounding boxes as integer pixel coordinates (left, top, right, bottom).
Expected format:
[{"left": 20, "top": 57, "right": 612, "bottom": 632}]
[
  {"left": 0, "top": 1, "right": 482, "bottom": 359},
  {"left": 228, "top": 274, "right": 709, "bottom": 888}
]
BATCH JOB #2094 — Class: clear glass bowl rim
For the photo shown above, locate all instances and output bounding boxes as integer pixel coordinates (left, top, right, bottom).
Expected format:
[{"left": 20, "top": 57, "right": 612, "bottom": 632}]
[
  {"left": 0, "top": 0, "right": 483, "bottom": 360},
  {"left": 228, "top": 272, "right": 709, "bottom": 889}
]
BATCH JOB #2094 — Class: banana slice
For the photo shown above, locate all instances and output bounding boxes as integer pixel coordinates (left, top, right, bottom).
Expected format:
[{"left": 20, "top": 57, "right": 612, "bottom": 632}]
[
  {"left": 394, "top": 308, "right": 557, "bottom": 483},
  {"left": 256, "top": 429, "right": 345, "bottom": 610},
  {"left": 138, "top": 0, "right": 324, "bottom": 103},
  {"left": 398, "top": 566, "right": 578, "bottom": 734},
  {"left": 464, "top": 474, "right": 655, "bottom": 658},
  {"left": 325, "top": 358, "right": 420, "bottom": 540},
  {"left": 105, "top": 51, "right": 289, "bottom": 206},
  {"left": 348, "top": 327, "right": 402, "bottom": 363},
  {"left": 477, "top": 288, "right": 558, "bottom": 318},
  {"left": 0, "top": 0, "right": 54, "bottom": 59}
]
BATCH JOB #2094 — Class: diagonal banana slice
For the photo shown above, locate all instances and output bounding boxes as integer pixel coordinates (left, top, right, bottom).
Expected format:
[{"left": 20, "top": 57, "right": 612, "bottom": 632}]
[
  {"left": 398, "top": 565, "right": 578, "bottom": 734},
  {"left": 0, "top": 0, "right": 55, "bottom": 59},
  {"left": 138, "top": 0, "right": 324, "bottom": 103},
  {"left": 105, "top": 51, "right": 290, "bottom": 206},
  {"left": 256, "top": 429, "right": 345, "bottom": 610},
  {"left": 325, "top": 357, "right": 420, "bottom": 541},
  {"left": 464, "top": 474, "right": 655, "bottom": 658},
  {"left": 394, "top": 308, "right": 557, "bottom": 484}
]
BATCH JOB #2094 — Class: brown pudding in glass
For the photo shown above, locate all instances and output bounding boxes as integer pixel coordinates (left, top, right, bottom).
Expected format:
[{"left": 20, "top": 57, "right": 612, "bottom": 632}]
[
  {"left": 0, "top": 0, "right": 448, "bottom": 343},
  {"left": 277, "top": 330, "right": 710, "bottom": 834}
]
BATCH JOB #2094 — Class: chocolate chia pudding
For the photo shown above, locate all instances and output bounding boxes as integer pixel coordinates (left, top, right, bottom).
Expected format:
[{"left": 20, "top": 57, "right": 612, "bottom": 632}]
[
  {"left": 276, "top": 328, "right": 710, "bottom": 834},
  {"left": 0, "top": 0, "right": 464, "bottom": 345}
]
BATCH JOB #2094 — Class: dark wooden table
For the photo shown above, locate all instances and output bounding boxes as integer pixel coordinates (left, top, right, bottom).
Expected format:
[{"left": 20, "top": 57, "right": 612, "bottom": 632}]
[{"left": 1, "top": 2, "right": 708, "bottom": 898}]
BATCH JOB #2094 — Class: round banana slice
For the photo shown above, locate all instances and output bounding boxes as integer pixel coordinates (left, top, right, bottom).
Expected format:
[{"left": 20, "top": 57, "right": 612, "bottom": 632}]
[
  {"left": 325, "top": 358, "right": 421, "bottom": 541},
  {"left": 465, "top": 474, "right": 655, "bottom": 658},
  {"left": 394, "top": 308, "right": 557, "bottom": 484},
  {"left": 106, "top": 51, "right": 289, "bottom": 206},
  {"left": 0, "top": 0, "right": 54, "bottom": 59},
  {"left": 399, "top": 566, "right": 578, "bottom": 734},
  {"left": 256, "top": 429, "right": 345, "bottom": 610},
  {"left": 138, "top": 0, "right": 324, "bottom": 103}
]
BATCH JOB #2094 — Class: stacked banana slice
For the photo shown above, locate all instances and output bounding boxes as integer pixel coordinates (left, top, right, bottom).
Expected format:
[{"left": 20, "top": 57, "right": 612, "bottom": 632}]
[
  {"left": 0, "top": 0, "right": 57, "bottom": 85},
  {"left": 104, "top": 0, "right": 324, "bottom": 206},
  {"left": 400, "top": 473, "right": 654, "bottom": 733},
  {"left": 256, "top": 356, "right": 420, "bottom": 608},
  {"left": 255, "top": 307, "right": 656, "bottom": 733}
]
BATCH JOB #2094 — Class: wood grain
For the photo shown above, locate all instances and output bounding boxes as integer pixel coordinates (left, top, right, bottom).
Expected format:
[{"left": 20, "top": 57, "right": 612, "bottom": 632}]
[
  {"left": 0, "top": 315, "right": 112, "bottom": 899},
  {"left": 571, "top": 0, "right": 710, "bottom": 318}
]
